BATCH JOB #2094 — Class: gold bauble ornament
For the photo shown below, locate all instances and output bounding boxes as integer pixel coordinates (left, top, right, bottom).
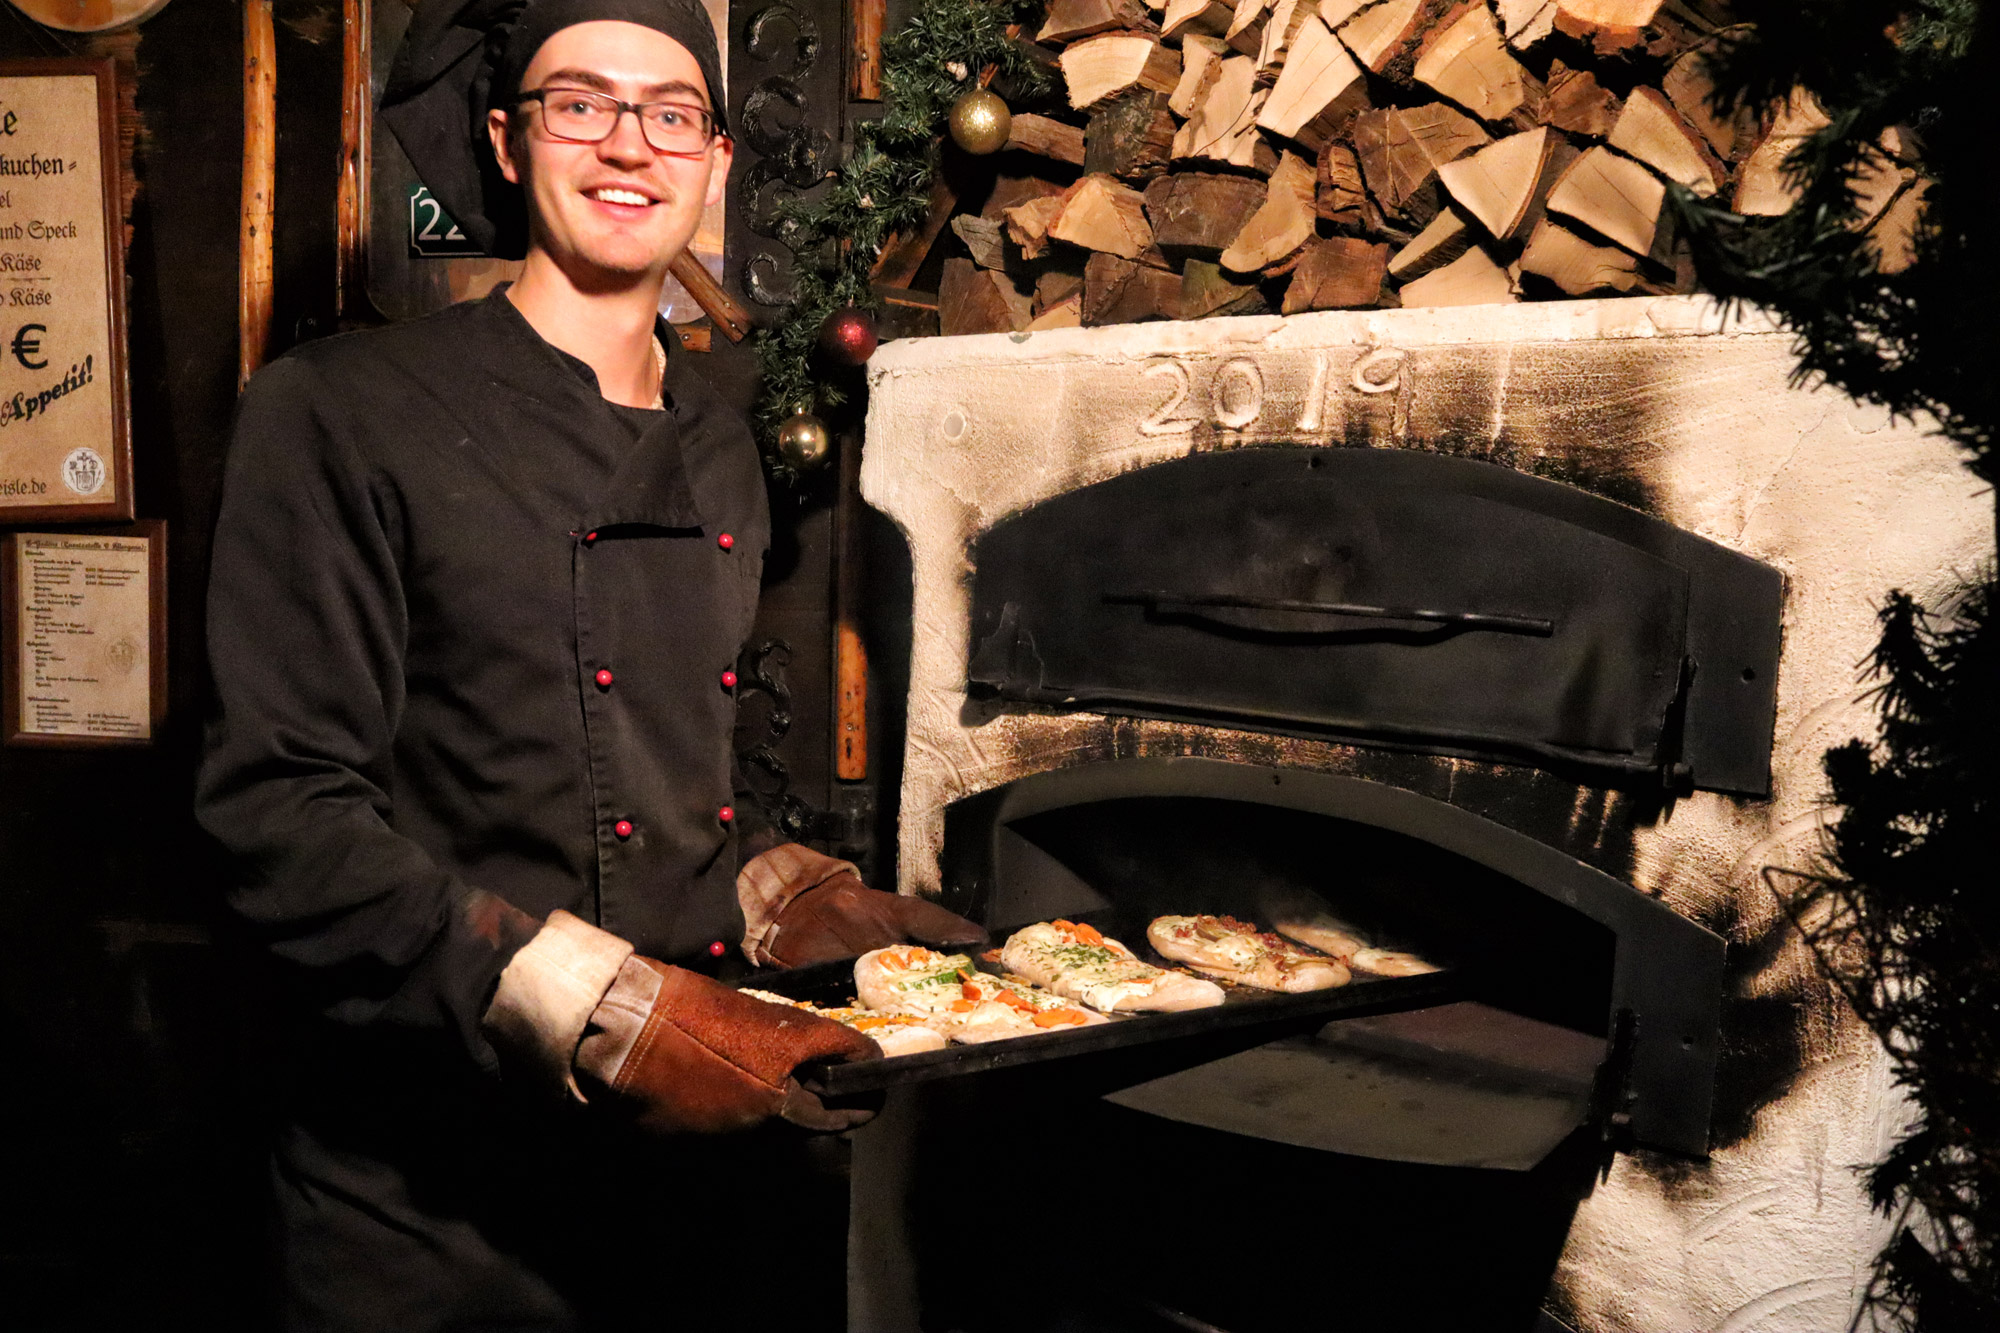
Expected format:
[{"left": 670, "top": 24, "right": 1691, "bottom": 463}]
[
  {"left": 776, "top": 411, "right": 833, "bottom": 471},
  {"left": 947, "top": 89, "right": 1012, "bottom": 156}
]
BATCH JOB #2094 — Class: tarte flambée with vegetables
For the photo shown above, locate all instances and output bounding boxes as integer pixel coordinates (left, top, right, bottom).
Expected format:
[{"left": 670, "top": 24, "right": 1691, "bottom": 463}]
[
  {"left": 737, "top": 988, "right": 948, "bottom": 1058},
  {"left": 853, "top": 947, "right": 1104, "bottom": 1043},
  {"left": 1147, "top": 914, "right": 1352, "bottom": 992},
  {"left": 1000, "top": 920, "right": 1226, "bottom": 1013}
]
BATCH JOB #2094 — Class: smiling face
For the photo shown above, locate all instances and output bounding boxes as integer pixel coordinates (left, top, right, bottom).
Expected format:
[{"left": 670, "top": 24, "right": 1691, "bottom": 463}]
[{"left": 487, "top": 20, "right": 732, "bottom": 286}]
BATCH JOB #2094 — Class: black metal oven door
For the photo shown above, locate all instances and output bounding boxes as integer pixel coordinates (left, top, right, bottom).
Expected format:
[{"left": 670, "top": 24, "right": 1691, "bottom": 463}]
[{"left": 967, "top": 447, "right": 1782, "bottom": 795}]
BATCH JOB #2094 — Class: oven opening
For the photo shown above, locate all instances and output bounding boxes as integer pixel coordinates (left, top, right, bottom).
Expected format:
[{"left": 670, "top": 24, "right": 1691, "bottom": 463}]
[{"left": 988, "top": 794, "right": 1614, "bottom": 1172}]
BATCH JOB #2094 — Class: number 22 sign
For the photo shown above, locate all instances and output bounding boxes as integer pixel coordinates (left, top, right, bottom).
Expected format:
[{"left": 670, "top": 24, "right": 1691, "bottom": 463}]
[{"left": 407, "top": 185, "right": 483, "bottom": 258}]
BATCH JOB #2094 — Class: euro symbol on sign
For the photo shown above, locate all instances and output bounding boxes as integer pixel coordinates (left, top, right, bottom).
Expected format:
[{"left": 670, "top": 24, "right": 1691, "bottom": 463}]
[{"left": 11, "top": 323, "right": 47, "bottom": 370}]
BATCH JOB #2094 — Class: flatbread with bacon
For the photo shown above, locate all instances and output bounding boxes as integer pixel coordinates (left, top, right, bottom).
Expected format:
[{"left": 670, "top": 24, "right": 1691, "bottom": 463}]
[
  {"left": 1147, "top": 914, "right": 1351, "bottom": 992},
  {"left": 853, "top": 947, "right": 1104, "bottom": 1043},
  {"left": 1271, "top": 917, "right": 1440, "bottom": 977},
  {"left": 1000, "top": 920, "right": 1226, "bottom": 1013},
  {"left": 738, "top": 988, "right": 948, "bottom": 1058}
]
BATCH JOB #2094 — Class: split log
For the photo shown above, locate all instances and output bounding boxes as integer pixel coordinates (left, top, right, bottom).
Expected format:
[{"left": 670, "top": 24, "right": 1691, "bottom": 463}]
[
  {"left": 1732, "top": 89, "right": 1829, "bottom": 216},
  {"left": 1170, "top": 35, "right": 1229, "bottom": 117},
  {"left": 1002, "top": 193, "right": 1070, "bottom": 258},
  {"left": 1082, "top": 252, "right": 1185, "bottom": 323},
  {"left": 1315, "top": 140, "right": 1380, "bottom": 229},
  {"left": 1336, "top": 0, "right": 1473, "bottom": 84},
  {"left": 1437, "top": 126, "right": 1571, "bottom": 241},
  {"left": 1398, "top": 244, "right": 1518, "bottom": 306},
  {"left": 872, "top": 177, "right": 958, "bottom": 287},
  {"left": 1851, "top": 126, "right": 1919, "bottom": 230},
  {"left": 1255, "top": 0, "right": 1318, "bottom": 82},
  {"left": 1182, "top": 257, "right": 1271, "bottom": 317},
  {"left": 1005, "top": 112, "right": 1088, "bottom": 166},
  {"left": 1662, "top": 47, "right": 1746, "bottom": 159},
  {"left": 1496, "top": 0, "right": 1555, "bottom": 49},
  {"left": 951, "top": 214, "right": 1010, "bottom": 270},
  {"left": 940, "top": 257, "right": 1033, "bottom": 334},
  {"left": 1517, "top": 218, "right": 1646, "bottom": 293},
  {"left": 1024, "top": 293, "right": 1084, "bottom": 329},
  {"left": 1318, "top": 0, "right": 1371, "bottom": 31},
  {"left": 1086, "top": 89, "right": 1178, "bottom": 180},
  {"left": 1545, "top": 144, "right": 1666, "bottom": 255},
  {"left": 1161, "top": 0, "right": 1233, "bottom": 42},
  {"left": 981, "top": 174, "right": 1067, "bottom": 222},
  {"left": 1544, "top": 60, "right": 1620, "bottom": 137},
  {"left": 1281, "top": 236, "right": 1391, "bottom": 311},
  {"left": 1039, "top": 0, "right": 1157, "bottom": 45},
  {"left": 1061, "top": 33, "right": 1183, "bottom": 109},
  {"left": 1219, "top": 149, "right": 1317, "bottom": 273},
  {"left": 1256, "top": 15, "right": 1368, "bottom": 150},
  {"left": 1866, "top": 175, "right": 1928, "bottom": 275},
  {"left": 1224, "top": 0, "right": 1276, "bottom": 56},
  {"left": 1551, "top": 0, "right": 1693, "bottom": 60},
  {"left": 1413, "top": 1, "right": 1539, "bottom": 127},
  {"left": 1386, "top": 207, "right": 1472, "bottom": 279},
  {"left": 1171, "top": 54, "right": 1277, "bottom": 173},
  {"left": 1353, "top": 102, "right": 1490, "bottom": 228},
  {"left": 1145, "top": 171, "right": 1270, "bottom": 259},
  {"left": 1036, "top": 267, "right": 1086, "bottom": 311},
  {"left": 1607, "top": 86, "right": 1724, "bottom": 196},
  {"left": 1049, "top": 173, "right": 1169, "bottom": 265}
]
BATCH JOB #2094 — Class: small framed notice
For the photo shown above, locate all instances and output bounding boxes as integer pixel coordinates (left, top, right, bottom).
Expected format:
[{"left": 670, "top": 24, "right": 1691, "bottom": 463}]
[
  {"left": 2, "top": 521, "right": 165, "bottom": 747},
  {"left": 0, "top": 58, "right": 133, "bottom": 523}
]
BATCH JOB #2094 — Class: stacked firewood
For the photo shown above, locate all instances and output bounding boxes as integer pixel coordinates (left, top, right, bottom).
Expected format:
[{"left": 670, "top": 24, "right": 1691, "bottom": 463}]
[{"left": 923, "top": 0, "right": 1923, "bottom": 332}]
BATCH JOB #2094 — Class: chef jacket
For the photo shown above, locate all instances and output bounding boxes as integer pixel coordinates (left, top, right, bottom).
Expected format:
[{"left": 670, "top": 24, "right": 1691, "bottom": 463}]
[{"left": 196, "top": 285, "right": 772, "bottom": 1074}]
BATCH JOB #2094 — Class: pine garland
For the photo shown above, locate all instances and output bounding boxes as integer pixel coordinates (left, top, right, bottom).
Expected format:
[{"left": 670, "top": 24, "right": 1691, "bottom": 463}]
[{"left": 750, "top": 0, "right": 1048, "bottom": 476}]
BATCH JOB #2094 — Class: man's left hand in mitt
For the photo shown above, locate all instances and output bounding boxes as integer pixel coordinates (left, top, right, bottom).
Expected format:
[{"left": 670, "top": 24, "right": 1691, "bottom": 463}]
[{"left": 739, "top": 844, "right": 987, "bottom": 968}]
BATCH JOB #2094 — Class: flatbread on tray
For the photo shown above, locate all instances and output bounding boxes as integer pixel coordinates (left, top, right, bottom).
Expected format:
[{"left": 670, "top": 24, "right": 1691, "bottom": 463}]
[
  {"left": 1001, "top": 920, "right": 1225, "bottom": 1013},
  {"left": 853, "top": 947, "right": 1105, "bottom": 1043},
  {"left": 1148, "top": 914, "right": 1351, "bottom": 992},
  {"left": 738, "top": 988, "right": 948, "bottom": 1058}
]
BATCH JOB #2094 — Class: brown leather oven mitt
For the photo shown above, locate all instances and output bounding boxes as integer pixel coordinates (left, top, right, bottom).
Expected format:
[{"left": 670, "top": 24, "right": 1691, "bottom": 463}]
[
  {"left": 767, "top": 872, "right": 989, "bottom": 969},
  {"left": 600, "top": 958, "right": 882, "bottom": 1134}
]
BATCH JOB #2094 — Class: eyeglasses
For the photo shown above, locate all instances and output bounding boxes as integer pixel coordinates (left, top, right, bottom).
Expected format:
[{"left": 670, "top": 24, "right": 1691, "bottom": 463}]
[{"left": 515, "top": 87, "right": 722, "bottom": 156}]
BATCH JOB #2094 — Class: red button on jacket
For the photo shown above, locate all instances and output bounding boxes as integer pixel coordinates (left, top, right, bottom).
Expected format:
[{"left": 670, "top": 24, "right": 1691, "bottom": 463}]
[
  {"left": 717, "top": 806, "right": 734, "bottom": 825},
  {"left": 613, "top": 819, "right": 633, "bottom": 839},
  {"left": 716, "top": 532, "right": 734, "bottom": 551},
  {"left": 719, "top": 670, "right": 737, "bottom": 690},
  {"left": 595, "top": 668, "right": 614, "bottom": 688}
]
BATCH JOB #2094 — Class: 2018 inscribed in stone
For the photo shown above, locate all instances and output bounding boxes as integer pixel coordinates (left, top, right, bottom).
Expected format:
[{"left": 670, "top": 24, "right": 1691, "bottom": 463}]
[
  {"left": 5, "top": 530, "right": 158, "bottom": 743},
  {"left": 0, "top": 63, "right": 130, "bottom": 520}
]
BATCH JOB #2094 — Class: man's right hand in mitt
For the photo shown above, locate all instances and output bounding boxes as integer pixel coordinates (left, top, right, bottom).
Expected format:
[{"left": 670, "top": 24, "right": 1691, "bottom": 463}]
[{"left": 484, "top": 909, "right": 880, "bottom": 1133}]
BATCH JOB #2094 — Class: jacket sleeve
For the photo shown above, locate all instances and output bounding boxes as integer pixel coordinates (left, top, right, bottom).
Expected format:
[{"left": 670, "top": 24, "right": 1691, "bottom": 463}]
[{"left": 195, "top": 355, "right": 541, "bottom": 1069}]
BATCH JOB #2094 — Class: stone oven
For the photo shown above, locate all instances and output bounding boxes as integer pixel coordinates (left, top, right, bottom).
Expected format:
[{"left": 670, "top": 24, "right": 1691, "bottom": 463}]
[{"left": 854, "top": 296, "right": 1990, "bottom": 1332}]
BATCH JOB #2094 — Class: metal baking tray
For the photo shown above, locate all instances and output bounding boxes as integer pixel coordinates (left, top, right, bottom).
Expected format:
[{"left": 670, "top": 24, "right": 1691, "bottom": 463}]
[{"left": 743, "top": 925, "right": 1470, "bottom": 1098}]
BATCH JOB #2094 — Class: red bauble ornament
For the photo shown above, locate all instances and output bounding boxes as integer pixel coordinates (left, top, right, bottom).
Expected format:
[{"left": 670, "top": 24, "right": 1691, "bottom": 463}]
[{"left": 817, "top": 306, "right": 879, "bottom": 366}]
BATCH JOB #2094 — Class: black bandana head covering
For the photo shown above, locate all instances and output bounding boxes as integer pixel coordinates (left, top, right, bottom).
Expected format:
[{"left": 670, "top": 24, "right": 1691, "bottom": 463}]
[{"left": 382, "top": 0, "right": 727, "bottom": 260}]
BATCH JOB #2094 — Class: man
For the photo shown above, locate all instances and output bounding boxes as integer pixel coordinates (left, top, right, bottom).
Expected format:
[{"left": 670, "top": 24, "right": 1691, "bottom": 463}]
[{"left": 197, "top": 0, "right": 980, "bottom": 1325}]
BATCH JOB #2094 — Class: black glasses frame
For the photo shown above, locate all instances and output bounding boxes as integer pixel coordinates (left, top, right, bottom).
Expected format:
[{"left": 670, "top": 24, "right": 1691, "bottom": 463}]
[{"left": 514, "top": 87, "right": 727, "bottom": 156}]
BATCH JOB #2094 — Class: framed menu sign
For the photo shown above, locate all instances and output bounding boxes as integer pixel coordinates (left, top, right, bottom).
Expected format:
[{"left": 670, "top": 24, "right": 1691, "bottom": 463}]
[
  {"left": 0, "top": 58, "right": 132, "bottom": 523},
  {"left": 2, "top": 522, "right": 165, "bottom": 747}
]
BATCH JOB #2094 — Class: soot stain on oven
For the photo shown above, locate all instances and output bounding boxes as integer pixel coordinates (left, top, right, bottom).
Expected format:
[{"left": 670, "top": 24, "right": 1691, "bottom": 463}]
[{"left": 1390, "top": 340, "right": 1690, "bottom": 517}]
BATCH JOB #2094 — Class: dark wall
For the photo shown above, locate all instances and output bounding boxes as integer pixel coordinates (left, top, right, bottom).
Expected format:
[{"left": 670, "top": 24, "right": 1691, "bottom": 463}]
[{"left": 0, "top": 3, "right": 266, "bottom": 1326}]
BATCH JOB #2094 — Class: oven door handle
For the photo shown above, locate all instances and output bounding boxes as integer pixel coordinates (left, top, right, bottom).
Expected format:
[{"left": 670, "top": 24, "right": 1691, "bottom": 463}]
[{"left": 1105, "top": 591, "right": 1554, "bottom": 637}]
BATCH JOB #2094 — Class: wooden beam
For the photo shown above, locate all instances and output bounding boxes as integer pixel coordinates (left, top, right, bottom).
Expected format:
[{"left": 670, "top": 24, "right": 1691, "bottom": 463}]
[
  {"left": 240, "top": 0, "right": 276, "bottom": 388},
  {"left": 335, "top": 0, "right": 372, "bottom": 324},
  {"left": 850, "top": 0, "right": 886, "bottom": 100},
  {"left": 668, "top": 253, "right": 752, "bottom": 342}
]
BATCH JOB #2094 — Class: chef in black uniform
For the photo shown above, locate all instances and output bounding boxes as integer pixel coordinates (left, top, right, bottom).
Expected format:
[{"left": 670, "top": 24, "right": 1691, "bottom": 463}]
[{"left": 197, "top": 0, "right": 980, "bottom": 1326}]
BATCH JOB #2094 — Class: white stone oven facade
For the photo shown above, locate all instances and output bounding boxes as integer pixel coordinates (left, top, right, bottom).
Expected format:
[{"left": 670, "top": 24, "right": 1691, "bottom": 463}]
[{"left": 859, "top": 296, "right": 1990, "bottom": 1331}]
